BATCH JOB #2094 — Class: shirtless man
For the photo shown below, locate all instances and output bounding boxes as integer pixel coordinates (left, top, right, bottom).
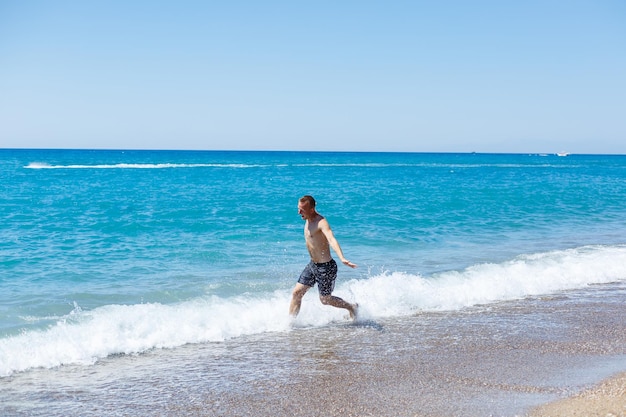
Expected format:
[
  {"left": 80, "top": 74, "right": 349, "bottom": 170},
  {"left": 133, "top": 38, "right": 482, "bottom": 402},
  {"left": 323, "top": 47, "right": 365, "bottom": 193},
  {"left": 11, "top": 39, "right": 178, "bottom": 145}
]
[{"left": 289, "top": 195, "right": 358, "bottom": 319}]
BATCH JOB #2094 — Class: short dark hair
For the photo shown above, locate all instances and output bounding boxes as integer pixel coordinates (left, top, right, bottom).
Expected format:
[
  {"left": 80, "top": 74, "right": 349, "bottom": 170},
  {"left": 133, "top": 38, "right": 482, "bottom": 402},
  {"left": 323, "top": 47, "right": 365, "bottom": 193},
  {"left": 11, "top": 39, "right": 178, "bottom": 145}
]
[{"left": 299, "top": 195, "right": 316, "bottom": 207}]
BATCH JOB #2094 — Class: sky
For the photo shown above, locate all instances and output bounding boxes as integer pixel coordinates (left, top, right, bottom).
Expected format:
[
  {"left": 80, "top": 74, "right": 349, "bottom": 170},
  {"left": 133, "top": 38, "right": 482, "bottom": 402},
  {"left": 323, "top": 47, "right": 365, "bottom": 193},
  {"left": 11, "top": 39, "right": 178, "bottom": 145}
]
[{"left": 1, "top": 1, "right": 625, "bottom": 153}]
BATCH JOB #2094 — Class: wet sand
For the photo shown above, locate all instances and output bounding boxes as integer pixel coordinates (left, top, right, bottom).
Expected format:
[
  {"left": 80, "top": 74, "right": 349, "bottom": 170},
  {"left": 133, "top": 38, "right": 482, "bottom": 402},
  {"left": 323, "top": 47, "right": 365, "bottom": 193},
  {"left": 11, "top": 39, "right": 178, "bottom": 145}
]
[{"left": 1, "top": 282, "right": 625, "bottom": 416}]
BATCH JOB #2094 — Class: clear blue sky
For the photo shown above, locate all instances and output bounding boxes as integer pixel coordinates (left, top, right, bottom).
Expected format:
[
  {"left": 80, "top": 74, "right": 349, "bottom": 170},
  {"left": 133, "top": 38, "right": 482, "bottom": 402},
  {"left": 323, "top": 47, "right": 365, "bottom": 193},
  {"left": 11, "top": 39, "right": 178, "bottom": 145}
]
[{"left": 1, "top": 1, "right": 625, "bottom": 153}]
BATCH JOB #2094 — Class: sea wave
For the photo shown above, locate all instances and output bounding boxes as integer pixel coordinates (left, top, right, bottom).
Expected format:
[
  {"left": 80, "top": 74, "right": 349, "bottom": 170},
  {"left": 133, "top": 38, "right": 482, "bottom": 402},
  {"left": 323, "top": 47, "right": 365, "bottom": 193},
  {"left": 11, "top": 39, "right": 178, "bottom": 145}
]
[
  {"left": 24, "top": 162, "right": 264, "bottom": 169},
  {"left": 1, "top": 244, "right": 625, "bottom": 377},
  {"left": 348, "top": 244, "right": 626, "bottom": 317},
  {"left": 24, "top": 161, "right": 578, "bottom": 170}
]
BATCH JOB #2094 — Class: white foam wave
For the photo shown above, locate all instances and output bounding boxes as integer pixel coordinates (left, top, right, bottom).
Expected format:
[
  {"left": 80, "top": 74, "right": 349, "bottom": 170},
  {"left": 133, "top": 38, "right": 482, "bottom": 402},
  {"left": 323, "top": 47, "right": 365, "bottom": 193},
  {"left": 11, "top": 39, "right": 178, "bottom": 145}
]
[
  {"left": 24, "top": 162, "right": 263, "bottom": 169},
  {"left": 292, "top": 162, "right": 579, "bottom": 169},
  {"left": 1, "top": 245, "right": 624, "bottom": 377},
  {"left": 347, "top": 245, "right": 626, "bottom": 318},
  {"left": 25, "top": 162, "right": 576, "bottom": 170},
  {"left": 0, "top": 294, "right": 291, "bottom": 377}
]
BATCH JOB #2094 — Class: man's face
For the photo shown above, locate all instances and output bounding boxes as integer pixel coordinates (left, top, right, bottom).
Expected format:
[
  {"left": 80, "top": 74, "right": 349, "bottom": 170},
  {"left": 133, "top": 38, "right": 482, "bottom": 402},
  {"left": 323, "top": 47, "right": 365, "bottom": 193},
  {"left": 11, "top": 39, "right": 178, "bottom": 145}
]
[{"left": 298, "top": 201, "right": 314, "bottom": 220}]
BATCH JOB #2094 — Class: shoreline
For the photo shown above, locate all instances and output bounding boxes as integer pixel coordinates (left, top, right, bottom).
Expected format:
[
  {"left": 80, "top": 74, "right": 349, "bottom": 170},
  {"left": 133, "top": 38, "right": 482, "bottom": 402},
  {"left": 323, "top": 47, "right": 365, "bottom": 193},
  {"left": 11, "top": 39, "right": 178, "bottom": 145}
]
[
  {"left": 167, "top": 282, "right": 626, "bottom": 417},
  {"left": 1, "top": 282, "right": 625, "bottom": 416},
  {"left": 172, "top": 302, "right": 625, "bottom": 417}
]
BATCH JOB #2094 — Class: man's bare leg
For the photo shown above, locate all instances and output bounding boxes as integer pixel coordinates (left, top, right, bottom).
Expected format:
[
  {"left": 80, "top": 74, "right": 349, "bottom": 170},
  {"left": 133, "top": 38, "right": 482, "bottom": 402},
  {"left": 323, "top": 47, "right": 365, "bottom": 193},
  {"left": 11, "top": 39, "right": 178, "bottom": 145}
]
[
  {"left": 320, "top": 295, "right": 358, "bottom": 320},
  {"left": 289, "top": 283, "right": 310, "bottom": 317}
]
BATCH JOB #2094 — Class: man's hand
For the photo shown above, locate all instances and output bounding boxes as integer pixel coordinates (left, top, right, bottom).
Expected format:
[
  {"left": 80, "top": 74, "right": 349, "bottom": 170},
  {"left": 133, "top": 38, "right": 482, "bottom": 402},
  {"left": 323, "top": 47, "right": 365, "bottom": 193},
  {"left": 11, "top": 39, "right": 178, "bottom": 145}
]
[{"left": 341, "top": 259, "right": 357, "bottom": 268}]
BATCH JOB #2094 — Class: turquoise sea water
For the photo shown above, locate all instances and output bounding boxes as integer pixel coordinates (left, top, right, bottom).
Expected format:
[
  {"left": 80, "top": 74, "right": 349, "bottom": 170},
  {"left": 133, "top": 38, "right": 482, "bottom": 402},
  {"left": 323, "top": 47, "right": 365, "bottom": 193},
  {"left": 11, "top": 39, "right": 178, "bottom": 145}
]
[{"left": 1, "top": 149, "right": 626, "bottom": 378}]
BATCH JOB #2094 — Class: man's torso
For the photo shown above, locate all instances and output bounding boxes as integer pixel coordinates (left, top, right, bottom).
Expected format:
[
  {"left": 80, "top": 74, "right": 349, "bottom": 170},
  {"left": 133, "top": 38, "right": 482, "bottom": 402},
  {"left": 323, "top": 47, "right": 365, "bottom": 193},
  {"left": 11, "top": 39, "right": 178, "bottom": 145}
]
[{"left": 304, "top": 215, "right": 332, "bottom": 263}]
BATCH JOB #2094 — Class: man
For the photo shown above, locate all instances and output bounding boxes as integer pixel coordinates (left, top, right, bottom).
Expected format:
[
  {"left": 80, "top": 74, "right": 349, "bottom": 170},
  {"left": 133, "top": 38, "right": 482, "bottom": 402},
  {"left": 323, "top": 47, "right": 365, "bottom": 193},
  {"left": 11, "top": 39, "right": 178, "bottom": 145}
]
[{"left": 289, "top": 195, "right": 358, "bottom": 319}]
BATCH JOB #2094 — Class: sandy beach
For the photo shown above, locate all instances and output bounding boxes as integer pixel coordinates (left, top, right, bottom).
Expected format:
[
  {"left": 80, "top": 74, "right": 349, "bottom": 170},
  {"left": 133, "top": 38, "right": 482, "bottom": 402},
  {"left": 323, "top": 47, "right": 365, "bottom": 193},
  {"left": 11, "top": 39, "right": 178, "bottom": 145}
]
[{"left": 529, "top": 371, "right": 626, "bottom": 417}]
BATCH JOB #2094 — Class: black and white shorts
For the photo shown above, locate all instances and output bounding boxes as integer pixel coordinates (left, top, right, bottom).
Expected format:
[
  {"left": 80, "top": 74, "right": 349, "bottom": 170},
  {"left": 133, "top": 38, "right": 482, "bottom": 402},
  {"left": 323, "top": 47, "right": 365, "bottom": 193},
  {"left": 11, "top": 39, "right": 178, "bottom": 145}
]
[{"left": 297, "top": 259, "right": 337, "bottom": 296}]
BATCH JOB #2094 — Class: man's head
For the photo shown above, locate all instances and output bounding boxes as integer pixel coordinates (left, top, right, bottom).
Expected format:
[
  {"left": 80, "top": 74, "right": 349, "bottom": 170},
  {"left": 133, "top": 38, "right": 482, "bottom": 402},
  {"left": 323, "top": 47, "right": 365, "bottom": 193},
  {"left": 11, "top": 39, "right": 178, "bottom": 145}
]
[
  {"left": 298, "top": 195, "right": 317, "bottom": 220},
  {"left": 299, "top": 195, "right": 316, "bottom": 208}
]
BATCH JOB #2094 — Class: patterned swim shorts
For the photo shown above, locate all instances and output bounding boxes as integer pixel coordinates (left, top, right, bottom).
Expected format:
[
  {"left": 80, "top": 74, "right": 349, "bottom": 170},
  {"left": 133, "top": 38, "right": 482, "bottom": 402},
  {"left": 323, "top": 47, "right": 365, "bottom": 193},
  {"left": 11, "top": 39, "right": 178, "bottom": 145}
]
[{"left": 297, "top": 259, "right": 338, "bottom": 296}]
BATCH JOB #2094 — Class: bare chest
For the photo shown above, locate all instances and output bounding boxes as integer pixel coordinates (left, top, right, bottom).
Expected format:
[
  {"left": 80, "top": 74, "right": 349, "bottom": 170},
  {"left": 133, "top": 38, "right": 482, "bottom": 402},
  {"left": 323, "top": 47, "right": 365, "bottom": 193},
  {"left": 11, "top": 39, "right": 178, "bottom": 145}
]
[{"left": 304, "top": 223, "right": 317, "bottom": 240}]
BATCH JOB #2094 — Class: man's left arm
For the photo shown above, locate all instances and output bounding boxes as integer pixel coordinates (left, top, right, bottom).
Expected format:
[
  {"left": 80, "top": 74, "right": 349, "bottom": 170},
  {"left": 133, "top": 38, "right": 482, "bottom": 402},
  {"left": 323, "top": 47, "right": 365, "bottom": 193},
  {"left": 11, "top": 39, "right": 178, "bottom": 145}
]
[{"left": 320, "top": 220, "right": 357, "bottom": 268}]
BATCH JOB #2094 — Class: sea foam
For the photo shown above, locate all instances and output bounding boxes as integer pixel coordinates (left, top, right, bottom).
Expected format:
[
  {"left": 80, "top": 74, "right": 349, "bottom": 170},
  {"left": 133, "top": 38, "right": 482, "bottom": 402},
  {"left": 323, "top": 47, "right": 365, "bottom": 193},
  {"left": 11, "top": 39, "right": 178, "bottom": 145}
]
[
  {"left": 24, "top": 162, "right": 263, "bottom": 169},
  {"left": 1, "top": 245, "right": 625, "bottom": 377}
]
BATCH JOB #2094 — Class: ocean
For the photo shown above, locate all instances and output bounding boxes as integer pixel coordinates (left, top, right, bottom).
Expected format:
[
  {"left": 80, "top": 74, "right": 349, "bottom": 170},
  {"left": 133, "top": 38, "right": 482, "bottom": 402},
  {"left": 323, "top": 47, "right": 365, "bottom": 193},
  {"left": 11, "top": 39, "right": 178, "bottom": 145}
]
[{"left": 1, "top": 149, "right": 625, "bottom": 416}]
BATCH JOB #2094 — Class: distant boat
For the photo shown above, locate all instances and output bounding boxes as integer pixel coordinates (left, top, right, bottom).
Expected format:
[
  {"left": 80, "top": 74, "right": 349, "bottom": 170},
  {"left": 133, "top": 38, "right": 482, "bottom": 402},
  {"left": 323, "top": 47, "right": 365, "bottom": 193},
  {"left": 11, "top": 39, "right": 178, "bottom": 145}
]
[{"left": 556, "top": 152, "right": 569, "bottom": 157}]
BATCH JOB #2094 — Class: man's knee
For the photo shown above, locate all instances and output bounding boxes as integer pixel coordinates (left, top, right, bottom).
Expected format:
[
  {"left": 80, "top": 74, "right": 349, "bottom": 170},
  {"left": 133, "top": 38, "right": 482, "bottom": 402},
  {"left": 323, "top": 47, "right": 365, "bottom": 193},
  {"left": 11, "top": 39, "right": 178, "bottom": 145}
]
[
  {"left": 319, "top": 295, "right": 332, "bottom": 305},
  {"left": 292, "top": 285, "right": 309, "bottom": 299}
]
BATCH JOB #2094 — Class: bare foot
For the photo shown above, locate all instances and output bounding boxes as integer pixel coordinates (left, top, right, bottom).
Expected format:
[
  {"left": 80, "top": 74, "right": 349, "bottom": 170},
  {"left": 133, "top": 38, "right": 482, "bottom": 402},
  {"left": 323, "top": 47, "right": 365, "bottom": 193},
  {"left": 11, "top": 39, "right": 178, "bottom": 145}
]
[{"left": 349, "top": 303, "right": 359, "bottom": 320}]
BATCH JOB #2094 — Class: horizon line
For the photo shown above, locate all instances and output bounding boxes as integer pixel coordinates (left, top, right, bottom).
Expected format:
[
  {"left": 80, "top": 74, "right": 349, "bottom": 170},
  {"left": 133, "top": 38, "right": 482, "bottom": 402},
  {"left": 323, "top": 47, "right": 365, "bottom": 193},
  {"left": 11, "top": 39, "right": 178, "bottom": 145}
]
[{"left": 3, "top": 147, "right": 624, "bottom": 156}]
